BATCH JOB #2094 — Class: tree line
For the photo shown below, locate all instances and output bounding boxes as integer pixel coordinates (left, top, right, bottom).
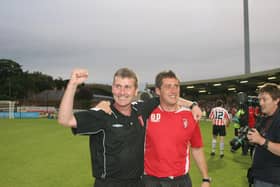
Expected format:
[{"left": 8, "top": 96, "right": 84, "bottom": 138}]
[{"left": 0, "top": 59, "right": 68, "bottom": 100}]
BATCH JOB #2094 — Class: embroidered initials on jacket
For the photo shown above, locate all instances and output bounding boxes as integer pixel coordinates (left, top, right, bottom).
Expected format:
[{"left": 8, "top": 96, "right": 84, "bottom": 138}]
[{"left": 150, "top": 113, "right": 161, "bottom": 122}]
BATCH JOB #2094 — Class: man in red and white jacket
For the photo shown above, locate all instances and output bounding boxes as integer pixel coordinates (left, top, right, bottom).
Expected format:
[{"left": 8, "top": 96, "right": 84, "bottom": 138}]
[{"left": 143, "top": 70, "right": 210, "bottom": 187}]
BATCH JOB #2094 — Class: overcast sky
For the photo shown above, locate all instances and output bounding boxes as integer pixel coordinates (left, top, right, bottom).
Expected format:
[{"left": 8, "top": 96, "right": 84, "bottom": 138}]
[{"left": 1, "top": 0, "right": 279, "bottom": 90}]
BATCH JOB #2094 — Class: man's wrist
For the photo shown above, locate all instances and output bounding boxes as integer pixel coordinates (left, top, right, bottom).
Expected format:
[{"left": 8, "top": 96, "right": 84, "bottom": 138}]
[
  {"left": 202, "top": 177, "right": 211, "bottom": 183},
  {"left": 261, "top": 138, "right": 269, "bottom": 149},
  {"left": 67, "top": 81, "right": 78, "bottom": 88},
  {"left": 190, "top": 101, "right": 198, "bottom": 109}
]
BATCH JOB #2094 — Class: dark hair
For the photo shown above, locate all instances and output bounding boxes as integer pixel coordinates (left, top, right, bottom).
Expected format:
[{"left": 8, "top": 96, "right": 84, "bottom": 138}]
[
  {"left": 113, "top": 68, "right": 138, "bottom": 88},
  {"left": 155, "top": 70, "right": 179, "bottom": 88},
  {"left": 259, "top": 83, "right": 280, "bottom": 106},
  {"left": 216, "top": 99, "right": 223, "bottom": 107}
]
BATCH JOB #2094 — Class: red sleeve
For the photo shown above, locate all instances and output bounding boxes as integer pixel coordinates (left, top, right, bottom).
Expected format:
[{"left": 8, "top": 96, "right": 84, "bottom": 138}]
[
  {"left": 190, "top": 121, "right": 203, "bottom": 148},
  {"left": 225, "top": 111, "right": 230, "bottom": 120},
  {"left": 209, "top": 109, "right": 214, "bottom": 119}
]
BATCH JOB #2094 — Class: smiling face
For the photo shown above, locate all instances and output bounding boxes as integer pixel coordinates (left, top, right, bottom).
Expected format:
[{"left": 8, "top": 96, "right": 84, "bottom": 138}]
[
  {"left": 156, "top": 77, "right": 180, "bottom": 110},
  {"left": 112, "top": 76, "right": 138, "bottom": 109}
]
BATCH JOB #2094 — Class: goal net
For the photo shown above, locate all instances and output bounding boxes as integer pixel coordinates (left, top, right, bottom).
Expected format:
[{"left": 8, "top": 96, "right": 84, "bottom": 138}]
[{"left": 0, "top": 100, "right": 16, "bottom": 119}]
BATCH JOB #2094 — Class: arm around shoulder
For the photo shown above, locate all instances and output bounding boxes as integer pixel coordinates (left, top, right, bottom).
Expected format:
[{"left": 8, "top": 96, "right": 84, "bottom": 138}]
[{"left": 178, "top": 98, "right": 202, "bottom": 121}]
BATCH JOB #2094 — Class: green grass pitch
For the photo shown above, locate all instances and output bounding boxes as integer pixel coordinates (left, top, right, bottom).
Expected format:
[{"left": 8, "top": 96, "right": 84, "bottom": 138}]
[{"left": 0, "top": 119, "right": 251, "bottom": 187}]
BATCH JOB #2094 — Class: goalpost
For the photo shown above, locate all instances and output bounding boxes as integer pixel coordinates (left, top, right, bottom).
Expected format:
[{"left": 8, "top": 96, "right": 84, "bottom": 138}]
[{"left": 0, "top": 100, "right": 16, "bottom": 119}]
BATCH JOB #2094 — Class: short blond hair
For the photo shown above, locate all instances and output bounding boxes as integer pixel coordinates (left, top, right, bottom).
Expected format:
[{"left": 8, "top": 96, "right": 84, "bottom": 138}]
[{"left": 113, "top": 68, "right": 138, "bottom": 88}]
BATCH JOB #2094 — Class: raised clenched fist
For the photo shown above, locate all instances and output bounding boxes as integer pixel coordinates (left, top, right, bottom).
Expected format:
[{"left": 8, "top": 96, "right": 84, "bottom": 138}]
[{"left": 69, "top": 69, "right": 89, "bottom": 86}]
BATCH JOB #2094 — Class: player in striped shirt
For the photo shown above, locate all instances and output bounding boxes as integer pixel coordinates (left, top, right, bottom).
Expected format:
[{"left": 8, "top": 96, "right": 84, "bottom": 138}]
[{"left": 209, "top": 100, "right": 230, "bottom": 158}]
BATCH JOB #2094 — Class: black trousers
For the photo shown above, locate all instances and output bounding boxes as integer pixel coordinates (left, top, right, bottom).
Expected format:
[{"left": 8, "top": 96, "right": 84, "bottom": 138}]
[
  {"left": 143, "top": 174, "right": 192, "bottom": 187},
  {"left": 94, "top": 178, "right": 143, "bottom": 187}
]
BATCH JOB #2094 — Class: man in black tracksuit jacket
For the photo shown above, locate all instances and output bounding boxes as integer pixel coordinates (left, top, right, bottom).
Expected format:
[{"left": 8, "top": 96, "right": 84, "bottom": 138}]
[{"left": 73, "top": 99, "right": 158, "bottom": 186}]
